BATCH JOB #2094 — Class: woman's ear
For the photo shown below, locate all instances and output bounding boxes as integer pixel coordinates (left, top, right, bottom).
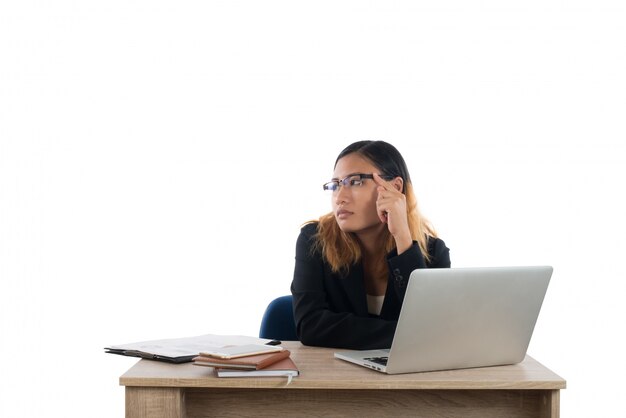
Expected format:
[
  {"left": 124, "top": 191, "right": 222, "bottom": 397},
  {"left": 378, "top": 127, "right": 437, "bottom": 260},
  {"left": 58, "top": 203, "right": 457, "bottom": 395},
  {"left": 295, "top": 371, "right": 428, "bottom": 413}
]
[{"left": 393, "top": 177, "right": 404, "bottom": 192}]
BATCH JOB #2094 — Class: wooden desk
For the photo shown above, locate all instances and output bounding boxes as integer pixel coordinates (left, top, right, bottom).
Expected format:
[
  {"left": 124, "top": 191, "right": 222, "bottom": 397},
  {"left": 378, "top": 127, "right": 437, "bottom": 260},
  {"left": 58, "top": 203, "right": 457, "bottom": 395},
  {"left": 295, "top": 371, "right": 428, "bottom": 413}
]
[{"left": 120, "top": 341, "right": 566, "bottom": 418}]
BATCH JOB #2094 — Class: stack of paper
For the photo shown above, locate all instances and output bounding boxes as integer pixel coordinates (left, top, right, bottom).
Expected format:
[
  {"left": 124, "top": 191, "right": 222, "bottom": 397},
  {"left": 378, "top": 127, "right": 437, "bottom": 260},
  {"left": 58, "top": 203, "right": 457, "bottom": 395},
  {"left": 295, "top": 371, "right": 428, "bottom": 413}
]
[{"left": 104, "top": 334, "right": 273, "bottom": 363}]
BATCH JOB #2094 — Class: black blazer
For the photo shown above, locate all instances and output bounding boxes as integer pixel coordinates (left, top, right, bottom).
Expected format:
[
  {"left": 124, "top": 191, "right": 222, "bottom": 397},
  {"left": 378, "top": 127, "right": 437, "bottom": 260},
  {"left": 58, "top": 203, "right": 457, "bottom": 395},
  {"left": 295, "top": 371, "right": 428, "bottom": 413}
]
[{"left": 291, "top": 222, "right": 451, "bottom": 350}]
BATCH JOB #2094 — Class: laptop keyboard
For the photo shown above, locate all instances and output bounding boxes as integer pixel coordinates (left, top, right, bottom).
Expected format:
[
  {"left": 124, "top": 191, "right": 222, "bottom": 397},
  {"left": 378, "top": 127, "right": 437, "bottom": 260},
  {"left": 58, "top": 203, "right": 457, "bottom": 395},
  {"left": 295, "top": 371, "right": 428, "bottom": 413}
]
[{"left": 364, "top": 356, "right": 388, "bottom": 366}]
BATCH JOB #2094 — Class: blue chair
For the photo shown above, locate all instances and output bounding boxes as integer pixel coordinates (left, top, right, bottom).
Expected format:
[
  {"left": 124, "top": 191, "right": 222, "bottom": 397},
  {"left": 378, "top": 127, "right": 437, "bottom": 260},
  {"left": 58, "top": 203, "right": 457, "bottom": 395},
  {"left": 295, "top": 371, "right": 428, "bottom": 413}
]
[{"left": 259, "top": 295, "right": 299, "bottom": 341}]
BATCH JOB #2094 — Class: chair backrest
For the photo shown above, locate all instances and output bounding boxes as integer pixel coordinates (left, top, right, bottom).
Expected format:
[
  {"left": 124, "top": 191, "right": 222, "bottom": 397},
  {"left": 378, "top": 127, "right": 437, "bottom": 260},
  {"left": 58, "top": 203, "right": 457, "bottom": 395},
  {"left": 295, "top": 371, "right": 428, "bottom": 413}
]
[{"left": 259, "top": 295, "right": 299, "bottom": 341}]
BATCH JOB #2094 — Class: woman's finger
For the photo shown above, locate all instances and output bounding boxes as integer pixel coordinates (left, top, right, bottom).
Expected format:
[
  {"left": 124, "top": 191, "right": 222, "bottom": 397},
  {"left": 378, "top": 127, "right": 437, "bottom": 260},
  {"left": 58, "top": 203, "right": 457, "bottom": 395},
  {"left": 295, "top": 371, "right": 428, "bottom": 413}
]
[{"left": 373, "top": 173, "right": 396, "bottom": 191}]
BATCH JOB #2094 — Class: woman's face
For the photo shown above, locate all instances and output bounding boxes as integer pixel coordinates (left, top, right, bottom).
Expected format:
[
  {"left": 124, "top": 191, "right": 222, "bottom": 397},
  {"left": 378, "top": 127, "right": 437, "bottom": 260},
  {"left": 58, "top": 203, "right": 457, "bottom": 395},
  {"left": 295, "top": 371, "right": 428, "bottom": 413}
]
[{"left": 331, "top": 153, "right": 383, "bottom": 234}]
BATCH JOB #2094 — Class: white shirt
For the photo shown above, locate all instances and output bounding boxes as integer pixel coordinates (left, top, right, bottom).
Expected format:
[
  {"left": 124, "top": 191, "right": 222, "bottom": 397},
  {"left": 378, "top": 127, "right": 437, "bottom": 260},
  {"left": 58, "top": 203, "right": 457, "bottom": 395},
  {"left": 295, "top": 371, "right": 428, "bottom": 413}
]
[{"left": 366, "top": 294, "right": 385, "bottom": 316}]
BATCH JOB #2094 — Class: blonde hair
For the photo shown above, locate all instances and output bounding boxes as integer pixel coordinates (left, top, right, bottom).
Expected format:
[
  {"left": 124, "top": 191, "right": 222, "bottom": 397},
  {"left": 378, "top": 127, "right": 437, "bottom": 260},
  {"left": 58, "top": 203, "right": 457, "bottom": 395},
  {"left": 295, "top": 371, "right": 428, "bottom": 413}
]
[{"left": 308, "top": 182, "right": 437, "bottom": 276}]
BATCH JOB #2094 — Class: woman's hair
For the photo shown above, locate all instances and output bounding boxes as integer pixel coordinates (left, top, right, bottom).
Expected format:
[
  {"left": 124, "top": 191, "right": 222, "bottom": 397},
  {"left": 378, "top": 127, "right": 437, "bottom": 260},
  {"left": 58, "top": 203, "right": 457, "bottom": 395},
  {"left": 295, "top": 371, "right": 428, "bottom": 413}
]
[{"left": 310, "top": 140, "right": 438, "bottom": 276}]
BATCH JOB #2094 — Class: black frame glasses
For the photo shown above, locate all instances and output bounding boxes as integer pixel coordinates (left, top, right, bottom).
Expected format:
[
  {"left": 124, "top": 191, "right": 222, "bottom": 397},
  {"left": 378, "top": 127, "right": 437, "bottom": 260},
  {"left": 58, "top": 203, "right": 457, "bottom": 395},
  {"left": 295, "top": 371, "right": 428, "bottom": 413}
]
[{"left": 322, "top": 173, "right": 396, "bottom": 192}]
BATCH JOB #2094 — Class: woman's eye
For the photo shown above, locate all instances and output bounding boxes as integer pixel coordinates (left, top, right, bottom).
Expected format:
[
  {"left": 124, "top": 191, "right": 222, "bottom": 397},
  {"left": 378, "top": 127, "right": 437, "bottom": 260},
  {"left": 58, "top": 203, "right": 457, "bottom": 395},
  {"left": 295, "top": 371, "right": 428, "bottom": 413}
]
[{"left": 350, "top": 179, "right": 363, "bottom": 186}]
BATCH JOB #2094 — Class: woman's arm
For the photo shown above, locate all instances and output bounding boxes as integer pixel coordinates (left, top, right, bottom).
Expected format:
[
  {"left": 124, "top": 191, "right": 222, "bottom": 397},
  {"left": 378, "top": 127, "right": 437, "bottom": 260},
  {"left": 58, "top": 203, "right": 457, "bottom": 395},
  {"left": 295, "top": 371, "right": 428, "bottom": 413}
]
[
  {"left": 290, "top": 225, "right": 397, "bottom": 350},
  {"left": 386, "top": 237, "right": 451, "bottom": 303}
]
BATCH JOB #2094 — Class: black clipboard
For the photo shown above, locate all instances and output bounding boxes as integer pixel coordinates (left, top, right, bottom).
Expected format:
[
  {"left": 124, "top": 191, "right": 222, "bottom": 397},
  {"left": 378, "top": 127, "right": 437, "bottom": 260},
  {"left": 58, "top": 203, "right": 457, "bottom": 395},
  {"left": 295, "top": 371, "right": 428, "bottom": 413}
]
[{"left": 104, "top": 348, "right": 195, "bottom": 364}]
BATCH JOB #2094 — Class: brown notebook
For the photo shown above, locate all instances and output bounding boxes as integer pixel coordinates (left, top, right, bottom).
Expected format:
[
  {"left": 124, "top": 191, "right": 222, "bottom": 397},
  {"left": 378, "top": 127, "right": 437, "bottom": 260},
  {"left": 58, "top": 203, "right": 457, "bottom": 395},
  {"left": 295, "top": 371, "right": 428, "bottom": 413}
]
[
  {"left": 216, "top": 356, "right": 299, "bottom": 378},
  {"left": 193, "top": 349, "right": 291, "bottom": 370}
]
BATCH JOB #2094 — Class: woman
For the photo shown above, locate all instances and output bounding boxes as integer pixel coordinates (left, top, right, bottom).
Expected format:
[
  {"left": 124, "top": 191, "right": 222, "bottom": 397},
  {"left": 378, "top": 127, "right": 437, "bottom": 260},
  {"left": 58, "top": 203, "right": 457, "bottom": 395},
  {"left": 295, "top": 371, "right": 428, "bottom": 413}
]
[{"left": 291, "top": 141, "right": 451, "bottom": 349}]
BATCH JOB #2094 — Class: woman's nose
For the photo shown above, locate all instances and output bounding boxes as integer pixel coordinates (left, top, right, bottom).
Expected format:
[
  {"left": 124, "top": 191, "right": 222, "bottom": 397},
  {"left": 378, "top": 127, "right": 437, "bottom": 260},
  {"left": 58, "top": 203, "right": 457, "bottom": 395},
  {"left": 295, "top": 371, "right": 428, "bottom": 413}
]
[{"left": 334, "top": 185, "right": 350, "bottom": 205}]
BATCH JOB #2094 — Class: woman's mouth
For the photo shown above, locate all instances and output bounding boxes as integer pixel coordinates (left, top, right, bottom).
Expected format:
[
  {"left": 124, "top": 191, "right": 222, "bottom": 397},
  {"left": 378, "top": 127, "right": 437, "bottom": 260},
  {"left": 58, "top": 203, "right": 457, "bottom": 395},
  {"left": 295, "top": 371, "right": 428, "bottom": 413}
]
[{"left": 336, "top": 209, "right": 353, "bottom": 219}]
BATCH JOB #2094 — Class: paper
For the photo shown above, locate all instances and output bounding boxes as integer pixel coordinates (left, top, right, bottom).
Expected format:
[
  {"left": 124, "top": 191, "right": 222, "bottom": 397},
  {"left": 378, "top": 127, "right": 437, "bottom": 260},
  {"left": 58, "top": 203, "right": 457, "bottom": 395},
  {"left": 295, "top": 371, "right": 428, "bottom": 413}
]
[{"left": 106, "top": 334, "right": 272, "bottom": 358}]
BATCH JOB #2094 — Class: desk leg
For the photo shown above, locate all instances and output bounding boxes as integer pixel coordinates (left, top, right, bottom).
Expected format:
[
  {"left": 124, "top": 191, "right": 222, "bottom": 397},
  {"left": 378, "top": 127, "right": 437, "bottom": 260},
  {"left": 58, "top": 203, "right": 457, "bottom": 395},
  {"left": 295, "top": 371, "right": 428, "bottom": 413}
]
[
  {"left": 126, "top": 387, "right": 185, "bottom": 418},
  {"left": 540, "top": 390, "right": 560, "bottom": 418}
]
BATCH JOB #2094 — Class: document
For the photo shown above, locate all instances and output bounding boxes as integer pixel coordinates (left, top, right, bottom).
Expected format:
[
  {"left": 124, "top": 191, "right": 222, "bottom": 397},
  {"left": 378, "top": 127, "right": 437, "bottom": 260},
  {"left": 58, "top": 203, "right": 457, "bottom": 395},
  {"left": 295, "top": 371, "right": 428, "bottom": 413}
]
[
  {"left": 200, "top": 344, "right": 283, "bottom": 359},
  {"left": 105, "top": 334, "right": 273, "bottom": 363}
]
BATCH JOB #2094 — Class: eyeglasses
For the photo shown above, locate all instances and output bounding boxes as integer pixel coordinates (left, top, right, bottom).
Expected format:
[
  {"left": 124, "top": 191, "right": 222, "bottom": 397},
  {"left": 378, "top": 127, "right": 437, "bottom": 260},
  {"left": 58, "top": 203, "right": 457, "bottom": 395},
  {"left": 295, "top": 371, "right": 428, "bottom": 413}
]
[{"left": 322, "top": 173, "right": 395, "bottom": 192}]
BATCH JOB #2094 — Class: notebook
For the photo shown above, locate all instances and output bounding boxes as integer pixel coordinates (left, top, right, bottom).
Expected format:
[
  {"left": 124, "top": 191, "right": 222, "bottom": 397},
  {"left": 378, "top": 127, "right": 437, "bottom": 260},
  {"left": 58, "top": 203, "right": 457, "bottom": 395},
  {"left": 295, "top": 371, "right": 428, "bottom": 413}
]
[
  {"left": 334, "top": 266, "right": 552, "bottom": 374},
  {"left": 215, "top": 357, "right": 299, "bottom": 378},
  {"left": 193, "top": 349, "right": 291, "bottom": 370}
]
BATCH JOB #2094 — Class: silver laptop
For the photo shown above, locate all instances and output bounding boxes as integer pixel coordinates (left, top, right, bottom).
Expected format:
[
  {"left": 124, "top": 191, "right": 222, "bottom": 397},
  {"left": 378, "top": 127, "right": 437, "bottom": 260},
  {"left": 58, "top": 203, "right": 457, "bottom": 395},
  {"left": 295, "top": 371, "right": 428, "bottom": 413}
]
[{"left": 334, "top": 266, "right": 552, "bottom": 374}]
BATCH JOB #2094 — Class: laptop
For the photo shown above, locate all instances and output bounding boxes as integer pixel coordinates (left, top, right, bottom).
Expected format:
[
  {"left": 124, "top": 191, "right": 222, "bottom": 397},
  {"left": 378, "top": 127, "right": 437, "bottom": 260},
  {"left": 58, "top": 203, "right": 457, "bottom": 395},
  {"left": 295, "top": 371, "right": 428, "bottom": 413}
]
[{"left": 334, "top": 266, "right": 552, "bottom": 374}]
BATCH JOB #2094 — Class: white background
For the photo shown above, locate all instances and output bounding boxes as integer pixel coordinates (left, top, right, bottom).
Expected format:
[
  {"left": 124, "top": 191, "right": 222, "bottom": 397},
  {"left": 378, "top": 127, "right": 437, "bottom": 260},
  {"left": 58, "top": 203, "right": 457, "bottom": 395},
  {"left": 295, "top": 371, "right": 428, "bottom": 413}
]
[{"left": 1, "top": 0, "right": 625, "bottom": 416}]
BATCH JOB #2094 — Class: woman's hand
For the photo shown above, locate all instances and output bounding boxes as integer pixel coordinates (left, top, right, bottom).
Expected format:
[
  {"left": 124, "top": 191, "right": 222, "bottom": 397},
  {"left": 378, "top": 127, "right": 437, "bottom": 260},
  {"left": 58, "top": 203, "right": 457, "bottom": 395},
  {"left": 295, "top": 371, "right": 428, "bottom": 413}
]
[{"left": 373, "top": 173, "right": 413, "bottom": 254}]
